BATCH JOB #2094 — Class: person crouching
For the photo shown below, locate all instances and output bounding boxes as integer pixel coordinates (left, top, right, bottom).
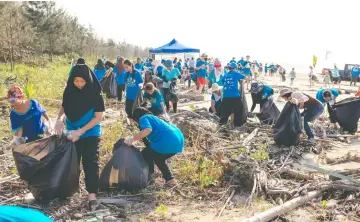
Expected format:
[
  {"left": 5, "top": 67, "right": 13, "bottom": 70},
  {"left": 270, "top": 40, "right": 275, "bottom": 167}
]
[
  {"left": 208, "top": 83, "right": 222, "bottom": 116},
  {"left": 249, "top": 81, "right": 274, "bottom": 114},
  {"left": 142, "top": 83, "right": 170, "bottom": 121},
  {"left": 219, "top": 62, "right": 246, "bottom": 126},
  {"left": 124, "top": 107, "right": 184, "bottom": 187}
]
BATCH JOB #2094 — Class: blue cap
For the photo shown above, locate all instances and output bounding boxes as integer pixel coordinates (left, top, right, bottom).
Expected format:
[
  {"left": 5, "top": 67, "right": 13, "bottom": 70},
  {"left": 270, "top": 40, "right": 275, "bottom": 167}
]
[
  {"left": 165, "top": 60, "right": 173, "bottom": 68},
  {"left": 228, "top": 62, "right": 237, "bottom": 69}
]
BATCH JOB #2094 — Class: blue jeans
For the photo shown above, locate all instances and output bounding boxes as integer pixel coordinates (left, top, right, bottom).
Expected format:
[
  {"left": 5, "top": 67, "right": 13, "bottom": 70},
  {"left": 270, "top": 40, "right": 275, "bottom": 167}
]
[{"left": 302, "top": 104, "right": 324, "bottom": 139}]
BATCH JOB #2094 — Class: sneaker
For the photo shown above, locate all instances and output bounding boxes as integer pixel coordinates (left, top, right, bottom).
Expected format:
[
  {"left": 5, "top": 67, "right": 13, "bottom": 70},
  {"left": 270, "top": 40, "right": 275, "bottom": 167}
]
[
  {"left": 308, "top": 138, "right": 316, "bottom": 143},
  {"left": 164, "top": 179, "right": 178, "bottom": 187}
]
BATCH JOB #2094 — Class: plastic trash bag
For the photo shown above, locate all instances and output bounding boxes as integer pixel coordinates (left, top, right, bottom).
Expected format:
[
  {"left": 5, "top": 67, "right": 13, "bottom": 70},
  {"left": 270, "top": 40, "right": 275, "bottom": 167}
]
[
  {"left": 328, "top": 97, "right": 360, "bottom": 133},
  {"left": 273, "top": 102, "right": 302, "bottom": 146},
  {"left": 12, "top": 135, "right": 79, "bottom": 203},
  {"left": 101, "top": 72, "right": 117, "bottom": 99},
  {"left": 256, "top": 98, "right": 280, "bottom": 125},
  {"left": 99, "top": 138, "right": 149, "bottom": 191}
]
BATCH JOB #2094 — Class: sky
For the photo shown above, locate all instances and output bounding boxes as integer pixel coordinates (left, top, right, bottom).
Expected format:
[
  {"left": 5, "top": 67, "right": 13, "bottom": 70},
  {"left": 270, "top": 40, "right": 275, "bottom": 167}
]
[{"left": 57, "top": 0, "right": 360, "bottom": 72}]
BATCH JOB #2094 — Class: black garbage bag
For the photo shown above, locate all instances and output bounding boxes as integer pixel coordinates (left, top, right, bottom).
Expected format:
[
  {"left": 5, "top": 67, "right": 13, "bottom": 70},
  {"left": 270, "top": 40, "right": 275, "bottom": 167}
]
[
  {"left": 273, "top": 102, "right": 302, "bottom": 146},
  {"left": 256, "top": 98, "right": 280, "bottom": 125},
  {"left": 99, "top": 138, "right": 149, "bottom": 191},
  {"left": 328, "top": 97, "right": 360, "bottom": 133},
  {"left": 12, "top": 136, "right": 79, "bottom": 203},
  {"left": 101, "top": 72, "right": 117, "bottom": 99},
  {"left": 167, "top": 80, "right": 179, "bottom": 103}
]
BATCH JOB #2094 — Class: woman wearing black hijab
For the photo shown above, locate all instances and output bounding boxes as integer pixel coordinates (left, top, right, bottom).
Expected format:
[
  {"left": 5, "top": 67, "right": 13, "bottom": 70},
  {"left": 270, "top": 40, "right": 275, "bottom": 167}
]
[{"left": 55, "top": 58, "right": 105, "bottom": 210}]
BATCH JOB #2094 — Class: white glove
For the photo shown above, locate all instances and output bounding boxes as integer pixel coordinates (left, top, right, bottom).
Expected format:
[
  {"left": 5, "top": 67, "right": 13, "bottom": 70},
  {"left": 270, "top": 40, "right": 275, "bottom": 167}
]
[
  {"left": 124, "top": 137, "right": 135, "bottom": 145},
  {"left": 164, "top": 113, "right": 170, "bottom": 121},
  {"left": 69, "top": 129, "right": 84, "bottom": 142},
  {"left": 54, "top": 119, "right": 65, "bottom": 135},
  {"left": 290, "top": 98, "right": 299, "bottom": 105},
  {"left": 11, "top": 136, "right": 27, "bottom": 145}
]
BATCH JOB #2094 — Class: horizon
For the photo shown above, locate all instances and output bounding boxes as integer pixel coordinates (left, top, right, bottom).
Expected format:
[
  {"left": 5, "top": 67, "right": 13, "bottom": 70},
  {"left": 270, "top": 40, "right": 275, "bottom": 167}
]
[{"left": 57, "top": 0, "right": 360, "bottom": 73}]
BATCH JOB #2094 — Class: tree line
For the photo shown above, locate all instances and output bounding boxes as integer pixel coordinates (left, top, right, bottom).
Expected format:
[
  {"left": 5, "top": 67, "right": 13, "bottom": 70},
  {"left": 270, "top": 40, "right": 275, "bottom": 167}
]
[{"left": 0, "top": 1, "right": 151, "bottom": 70}]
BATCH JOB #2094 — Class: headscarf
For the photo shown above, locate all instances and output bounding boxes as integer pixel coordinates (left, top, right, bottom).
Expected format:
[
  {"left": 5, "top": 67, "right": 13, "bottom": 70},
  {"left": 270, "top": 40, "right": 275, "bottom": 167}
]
[
  {"left": 94, "top": 59, "right": 105, "bottom": 69},
  {"left": 7, "top": 86, "right": 24, "bottom": 99},
  {"left": 63, "top": 58, "right": 104, "bottom": 122},
  {"left": 115, "top": 57, "right": 125, "bottom": 73}
]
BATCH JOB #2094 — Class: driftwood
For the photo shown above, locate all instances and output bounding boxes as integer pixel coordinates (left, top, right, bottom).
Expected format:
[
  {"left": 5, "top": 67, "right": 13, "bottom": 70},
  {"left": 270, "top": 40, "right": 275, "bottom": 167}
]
[
  {"left": 242, "top": 189, "right": 326, "bottom": 222},
  {"left": 242, "top": 128, "right": 259, "bottom": 146}
]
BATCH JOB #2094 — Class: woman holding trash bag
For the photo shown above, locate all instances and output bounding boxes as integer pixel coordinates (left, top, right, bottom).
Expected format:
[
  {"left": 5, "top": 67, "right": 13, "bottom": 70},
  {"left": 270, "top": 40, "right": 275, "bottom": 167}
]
[
  {"left": 124, "top": 107, "right": 184, "bottom": 186},
  {"left": 123, "top": 59, "right": 144, "bottom": 118},
  {"left": 162, "top": 60, "right": 181, "bottom": 113},
  {"left": 219, "top": 62, "right": 246, "bottom": 127},
  {"left": 208, "top": 83, "right": 222, "bottom": 115},
  {"left": 114, "top": 57, "right": 126, "bottom": 102},
  {"left": 142, "top": 83, "right": 170, "bottom": 120},
  {"left": 249, "top": 81, "right": 274, "bottom": 113},
  {"left": 280, "top": 89, "right": 324, "bottom": 143},
  {"left": 54, "top": 58, "right": 105, "bottom": 210},
  {"left": 93, "top": 59, "right": 106, "bottom": 82},
  {"left": 8, "top": 86, "right": 51, "bottom": 144}
]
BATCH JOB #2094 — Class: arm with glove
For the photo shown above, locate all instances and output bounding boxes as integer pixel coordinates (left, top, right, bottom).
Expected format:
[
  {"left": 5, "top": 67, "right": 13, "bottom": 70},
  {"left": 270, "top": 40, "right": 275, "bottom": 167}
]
[{"left": 124, "top": 128, "right": 152, "bottom": 145}]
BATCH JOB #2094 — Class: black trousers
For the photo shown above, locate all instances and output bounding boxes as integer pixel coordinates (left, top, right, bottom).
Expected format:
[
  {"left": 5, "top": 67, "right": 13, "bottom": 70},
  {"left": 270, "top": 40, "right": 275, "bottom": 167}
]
[
  {"left": 350, "top": 76, "right": 357, "bottom": 86},
  {"left": 75, "top": 136, "right": 100, "bottom": 194},
  {"left": 141, "top": 147, "right": 175, "bottom": 181},
  {"left": 219, "top": 97, "right": 244, "bottom": 127},
  {"left": 163, "top": 88, "right": 177, "bottom": 113},
  {"left": 125, "top": 99, "right": 134, "bottom": 118},
  {"left": 117, "top": 84, "right": 125, "bottom": 101}
]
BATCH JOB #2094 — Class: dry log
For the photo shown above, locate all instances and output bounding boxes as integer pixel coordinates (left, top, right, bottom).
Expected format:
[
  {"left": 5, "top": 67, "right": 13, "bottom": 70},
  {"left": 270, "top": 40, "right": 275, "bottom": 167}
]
[
  {"left": 242, "top": 189, "right": 326, "bottom": 222},
  {"left": 242, "top": 128, "right": 259, "bottom": 146}
]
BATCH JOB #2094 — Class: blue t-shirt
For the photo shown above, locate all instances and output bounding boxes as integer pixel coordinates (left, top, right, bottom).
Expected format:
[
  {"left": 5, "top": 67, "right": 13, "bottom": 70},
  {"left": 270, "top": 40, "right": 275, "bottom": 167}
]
[
  {"left": 156, "top": 65, "right": 164, "bottom": 78},
  {"left": 125, "top": 70, "right": 144, "bottom": 100},
  {"left": 66, "top": 109, "right": 101, "bottom": 138},
  {"left": 10, "top": 100, "right": 46, "bottom": 142},
  {"left": 211, "top": 93, "right": 222, "bottom": 105},
  {"left": 237, "top": 59, "right": 245, "bottom": 66},
  {"left": 0, "top": 206, "right": 53, "bottom": 222},
  {"left": 135, "top": 63, "right": 144, "bottom": 71},
  {"left": 230, "top": 59, "right": 236, "bottom": 64},
  {"left": 143, "top": 90, "right": 164, "bottom": 111},
  {"left": 352, "top": 67, "right": 360, "bottom": 77},
  {"left": 162, "top": 68, "right": 181, "bottom": 88},
  {"left": 139, "top": 115, "right": 184, "bottom": 154},
  {"left": 262, "top": 85, "right": 273, "bottom": 99},
  {"left": 175, "top": 62, "right": 182, "bottom": 73},
  {"left": 93, "top": 68, "right": 106, "bottom": 81},
  {"left": 264, "top": 66, "right": 268, "bottom": 72},
  {"left": 113, "top": 67, "right": 126, "bottom": 85},
  {"left": 316, "top": 88, "right": 339, "bottom": 104},
  {"left": 242, "top": 60, "right": 252, "bottom": 75},
  {"left": 196, "top": 60, "right": 207, "bottom": 78},
  {"left": 222, "top": 71, "right": 245, "bottom": 98}
]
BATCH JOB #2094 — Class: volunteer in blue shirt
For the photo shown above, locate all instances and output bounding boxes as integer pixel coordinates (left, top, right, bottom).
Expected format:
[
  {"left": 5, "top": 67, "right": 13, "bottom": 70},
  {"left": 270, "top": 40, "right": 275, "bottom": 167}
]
[
  {"left": 230, "top": 57, "right": 236, "bottom": 64},
  {"left": 316, "top": 88, "right": 339, "bottom": 105},
  {"left": 114, "top": 56, "right": 126, "bottom": 102},
  {"left": 350, "top": 64, "right": 360, "bottom": 86},
  {"left": 249, "top": 81, "right": 274, "bottom": 113},
  {"left": 124, "top": 107, "right": 184, "bottom": 187},
  {"left": 208, "top": 83, "right": 222, "bottom": 116},
  {"left": 8, "top": 86, "right": 50, "bottom": 144},
  {"left": 135, "top": 58, "right": 144, "bottom": 72},
  {"left": 124, "top": 60, "right": 144, "bottom": 118},
  {"left": 237, "top": 57, "right": 245, "bottom": 67},
  {"left": 264, "top": 63, "right": 268, "bottom": 76},
  {"left": 242, "top": 55, "right": 252, "bottom": 90},
  {"left": 93, "top": 59, "right": 106, "bottom": 82},
  {"left": 219, "top": 62, "right": 246, "bottom": 126},
  {"left": 0, "top": 205, "right": 52, "bottom": 222},
  {"left": 332, "top": 64, "right": 341, "bottom": 88},
  {"left": 162, "top": 60, "right": 181, "bottom": 113},
  {"left": 207, "top": 62, "right": 215, "bottom": 88},
  {"left": 145, "top": 58, "right": 154, "bottom": 73},
  {"left": 175, "top": 59, "right": 183, "bottom": 74},
  {"left": 142, "top": 82, "right": 169, "bottom": 119},
  {"left": 54, "top": 58, "right": 105, "bottom": 210},
  {"left": 156, "top": 59, "right": 165, "bottom": 78},
  {"left": 196, "top": 53, "right": 208, "bottom": 95}
]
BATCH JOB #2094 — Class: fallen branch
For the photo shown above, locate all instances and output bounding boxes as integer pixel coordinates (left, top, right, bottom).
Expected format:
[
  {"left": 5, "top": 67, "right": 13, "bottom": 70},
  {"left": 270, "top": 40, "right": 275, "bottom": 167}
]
[
  {"left": 242, "top": 128, "right": 259, "bottom": 146},
  {"left": 0, "top": 175, "right": 20, "bottom": 184},
  {"left": 16, "top": 203, "right": 42, "bottom": 210},
  {"left": 281, "top": 168, "right": 314, "bottom": 180},
  {"left": 242, "top": 189, "right": 327, "bottom": 222},
  {"left": 217, "top": 189, "right": 235, "bottom": 220}
]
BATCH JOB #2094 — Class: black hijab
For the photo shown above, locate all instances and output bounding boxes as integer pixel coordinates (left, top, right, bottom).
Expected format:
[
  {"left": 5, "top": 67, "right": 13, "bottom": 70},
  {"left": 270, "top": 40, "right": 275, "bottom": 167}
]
[
  {"left": 94, "top": 59, "right": 105, "bottom": 69},
  {"left": 63, "top": 58, "right": 105, "bottom": 122}
]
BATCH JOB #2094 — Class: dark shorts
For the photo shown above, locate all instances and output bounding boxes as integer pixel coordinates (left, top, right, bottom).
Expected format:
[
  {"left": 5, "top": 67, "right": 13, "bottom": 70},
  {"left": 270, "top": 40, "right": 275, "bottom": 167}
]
[
  {"left": 351, "top": 76, "right": 358, "bottom": 82},
  {"left": 333, "top": 77, "right": 340, "bottom": 83}
]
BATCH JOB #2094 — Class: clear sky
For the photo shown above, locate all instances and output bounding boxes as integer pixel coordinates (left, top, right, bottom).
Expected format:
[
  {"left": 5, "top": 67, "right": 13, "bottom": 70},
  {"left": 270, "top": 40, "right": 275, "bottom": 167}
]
[{"left": 57, "top": 0, "right": 359, "bottom": 72}]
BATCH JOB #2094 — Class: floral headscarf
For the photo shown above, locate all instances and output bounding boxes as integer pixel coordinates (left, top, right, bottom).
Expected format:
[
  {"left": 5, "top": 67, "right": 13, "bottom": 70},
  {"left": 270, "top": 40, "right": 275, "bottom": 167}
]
[{"left": 7, "top": 86, "right": 24, "bottom": 99}]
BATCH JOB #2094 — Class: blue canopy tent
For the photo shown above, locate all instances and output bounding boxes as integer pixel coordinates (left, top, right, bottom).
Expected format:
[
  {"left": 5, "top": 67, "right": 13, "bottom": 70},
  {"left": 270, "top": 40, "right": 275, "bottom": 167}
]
[{"left": 149, "top": 39, "right": 200, "bottom": 55}]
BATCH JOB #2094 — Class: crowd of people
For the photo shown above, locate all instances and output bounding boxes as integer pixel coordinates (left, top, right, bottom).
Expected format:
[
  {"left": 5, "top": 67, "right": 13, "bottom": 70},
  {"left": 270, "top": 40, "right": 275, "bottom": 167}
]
[{"left": 4, "top": 53, "right": 356, "bottom": 212}]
